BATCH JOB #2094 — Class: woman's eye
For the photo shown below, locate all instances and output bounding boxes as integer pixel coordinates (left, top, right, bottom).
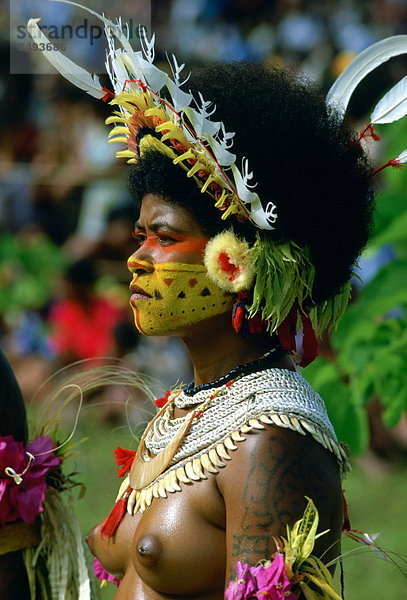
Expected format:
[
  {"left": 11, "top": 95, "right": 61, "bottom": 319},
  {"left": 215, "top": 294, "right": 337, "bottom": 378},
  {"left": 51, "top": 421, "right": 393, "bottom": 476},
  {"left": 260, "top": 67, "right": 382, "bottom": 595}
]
[
  {"left": 132, "top": 231, "right": 147, "bottom": 244},
  {"left": 158, "top": 235, "right": 175, "bottom": 245}
]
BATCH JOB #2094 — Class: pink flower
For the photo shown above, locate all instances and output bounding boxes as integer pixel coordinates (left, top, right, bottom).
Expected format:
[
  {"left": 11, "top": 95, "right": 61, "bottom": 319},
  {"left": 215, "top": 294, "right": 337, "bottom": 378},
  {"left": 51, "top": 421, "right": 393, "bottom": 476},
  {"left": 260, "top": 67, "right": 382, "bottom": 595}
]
[
  {"left": 254, "top": 554, "right": 297, "bottom": 600},
  {"left": 225, "top": 561, "right": 257, "bottom": 600},
  {"left": 0, "top": 435, "right": 61, "bottom": 525},
  {"left": 225, "top": 556, "right": 297, "bottom": 600},
  {"left": 93, "top": 558, "right": 121, "bottom": 586}
]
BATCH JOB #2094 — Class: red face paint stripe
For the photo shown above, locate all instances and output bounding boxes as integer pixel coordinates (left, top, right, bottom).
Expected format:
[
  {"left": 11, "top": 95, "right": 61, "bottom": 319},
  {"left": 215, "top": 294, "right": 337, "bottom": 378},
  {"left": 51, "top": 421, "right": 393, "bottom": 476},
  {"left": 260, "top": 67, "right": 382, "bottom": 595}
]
[
  {"left": 133, "top": 230, "right": 208, "bottom": 254},
  {"left": 159, "top": 239, "right": 208, "bottom": 254},
  {"left": 128, "top": 258, "right": 154, "bottom": 271},
  {"left": 132, "top": 306, "right": 146, "bottom": 335}
]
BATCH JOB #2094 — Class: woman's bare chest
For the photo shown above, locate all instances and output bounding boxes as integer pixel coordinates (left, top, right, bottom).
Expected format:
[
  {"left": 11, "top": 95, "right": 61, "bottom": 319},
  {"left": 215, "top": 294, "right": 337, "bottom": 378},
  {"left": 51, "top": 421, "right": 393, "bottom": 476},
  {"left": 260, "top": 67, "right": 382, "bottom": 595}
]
[{"left": 88, "top": 475, "right": 226, "bottom": 598}]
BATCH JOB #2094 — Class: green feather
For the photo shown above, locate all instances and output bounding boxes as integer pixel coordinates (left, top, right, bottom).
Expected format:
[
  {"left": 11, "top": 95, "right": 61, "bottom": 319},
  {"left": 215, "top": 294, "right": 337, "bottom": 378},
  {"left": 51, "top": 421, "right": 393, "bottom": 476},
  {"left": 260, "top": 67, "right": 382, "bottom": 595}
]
[{"left": 249, "top": 234, "right": 352, "bottom": 334}]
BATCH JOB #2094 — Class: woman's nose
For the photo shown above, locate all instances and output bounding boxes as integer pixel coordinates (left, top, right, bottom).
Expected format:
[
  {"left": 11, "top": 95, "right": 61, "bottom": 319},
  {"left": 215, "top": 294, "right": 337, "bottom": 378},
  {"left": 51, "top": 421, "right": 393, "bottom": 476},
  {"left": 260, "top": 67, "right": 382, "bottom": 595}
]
[{"left": 127, "top": 255, "right": 155, "bottom": 275}]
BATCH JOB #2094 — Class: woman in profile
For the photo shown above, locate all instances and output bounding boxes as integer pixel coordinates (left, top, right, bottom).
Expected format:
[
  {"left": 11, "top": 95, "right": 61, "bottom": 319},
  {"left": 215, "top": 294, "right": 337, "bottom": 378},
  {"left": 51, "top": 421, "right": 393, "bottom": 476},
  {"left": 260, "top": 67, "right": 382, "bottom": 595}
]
[
  {"left": 84, "top": 62, "right": 372, "bottom": 599},
  {"left": 27, "top": 8, "right": 406, "bottom": 598}
]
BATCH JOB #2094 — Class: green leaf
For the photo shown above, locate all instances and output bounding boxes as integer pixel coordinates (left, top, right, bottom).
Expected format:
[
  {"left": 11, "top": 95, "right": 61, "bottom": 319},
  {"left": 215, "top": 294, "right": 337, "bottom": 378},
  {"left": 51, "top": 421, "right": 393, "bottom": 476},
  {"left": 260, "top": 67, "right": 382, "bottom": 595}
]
[
  {"left": 370, "top": 210, "right": 407, "bottom": 249},
  {"left": 302, "top": 357, "right": 338, "bottom": 389},
  {"left": 303, "top": 360, "right": 369, "bottom": 455},
  {"left": 382, "top": 388, "right": 406, "bottom": 428},
  {"left": 297, "top": 497, "right": 320, "bottom": 561}
]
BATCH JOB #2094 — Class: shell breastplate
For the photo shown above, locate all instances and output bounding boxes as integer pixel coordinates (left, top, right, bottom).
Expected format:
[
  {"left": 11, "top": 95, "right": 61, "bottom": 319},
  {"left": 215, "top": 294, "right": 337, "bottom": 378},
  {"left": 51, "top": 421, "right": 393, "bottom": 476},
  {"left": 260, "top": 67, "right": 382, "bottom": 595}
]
[{"left": 118, "top": 368, "right": 349, "bottom": 515}]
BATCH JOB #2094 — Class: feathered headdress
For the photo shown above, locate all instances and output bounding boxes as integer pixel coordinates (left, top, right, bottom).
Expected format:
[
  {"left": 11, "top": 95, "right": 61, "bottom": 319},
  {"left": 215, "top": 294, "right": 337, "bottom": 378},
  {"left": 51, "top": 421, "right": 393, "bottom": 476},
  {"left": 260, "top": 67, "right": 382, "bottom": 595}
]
[
  {"left": 27, "top": 4, "right": 407, "bottom": 230},
  {"left": 27, "top": 2, "right": 407, "bottom": 362},
  {"left": 327, "top": 36, "right": 407, "bottom": 170},
  {"left": 27, "top": 0, "right": 277, "bottom": 231}
]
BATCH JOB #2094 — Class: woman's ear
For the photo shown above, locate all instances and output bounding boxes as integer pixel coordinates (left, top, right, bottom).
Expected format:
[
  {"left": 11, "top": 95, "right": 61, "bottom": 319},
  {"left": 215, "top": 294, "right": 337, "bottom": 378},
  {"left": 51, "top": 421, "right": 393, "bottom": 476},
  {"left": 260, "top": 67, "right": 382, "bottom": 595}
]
[{"left": 204, "top": 231, "right": 256, "bottom": 293}]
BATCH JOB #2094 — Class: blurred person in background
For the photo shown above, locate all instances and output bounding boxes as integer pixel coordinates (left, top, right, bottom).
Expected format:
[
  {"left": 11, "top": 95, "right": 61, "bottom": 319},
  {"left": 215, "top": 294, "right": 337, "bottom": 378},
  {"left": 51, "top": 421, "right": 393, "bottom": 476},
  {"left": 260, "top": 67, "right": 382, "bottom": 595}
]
[{"left": 48, "top": 258, "right": 124, "bottom": 365}]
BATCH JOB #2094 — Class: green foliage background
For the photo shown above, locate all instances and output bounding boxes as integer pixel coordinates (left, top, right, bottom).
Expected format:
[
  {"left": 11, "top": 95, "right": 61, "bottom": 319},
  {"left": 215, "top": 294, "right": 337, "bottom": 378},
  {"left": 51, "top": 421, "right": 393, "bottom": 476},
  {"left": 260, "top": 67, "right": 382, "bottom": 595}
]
[
  {"left": 0, "top": 233, "right": 66, "bottom": 316},
  {"left": 303, "top": 119, "right": 407, "bottom": 455}
]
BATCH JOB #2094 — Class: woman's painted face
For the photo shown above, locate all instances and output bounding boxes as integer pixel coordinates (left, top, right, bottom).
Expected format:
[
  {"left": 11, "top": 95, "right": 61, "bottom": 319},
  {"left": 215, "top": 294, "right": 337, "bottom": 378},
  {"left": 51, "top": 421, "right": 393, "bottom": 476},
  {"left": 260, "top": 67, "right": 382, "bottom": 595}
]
[{"left": 127, "top": 194, "right": 234, "bottom": 336}]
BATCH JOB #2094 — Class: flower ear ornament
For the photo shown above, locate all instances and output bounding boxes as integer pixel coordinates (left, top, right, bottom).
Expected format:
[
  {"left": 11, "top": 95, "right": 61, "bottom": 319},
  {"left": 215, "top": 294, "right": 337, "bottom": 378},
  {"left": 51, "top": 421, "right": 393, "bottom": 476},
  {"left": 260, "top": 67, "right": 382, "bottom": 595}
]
[
  {"left": 204, "top": 231, "right": 256, "bottom": 293},
  {"left": 27, "top": 4, "right": 406, "bottom": 232}
]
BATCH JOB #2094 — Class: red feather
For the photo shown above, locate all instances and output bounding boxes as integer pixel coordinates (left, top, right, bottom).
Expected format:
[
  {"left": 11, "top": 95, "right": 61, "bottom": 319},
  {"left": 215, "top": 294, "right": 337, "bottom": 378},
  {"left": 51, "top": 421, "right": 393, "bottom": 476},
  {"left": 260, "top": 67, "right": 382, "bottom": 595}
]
[
  {"left": 114, "top": 446, "right": 136, "bottom": 477},
  {"left": 100, "top": 493, "right": 129, "bottom": 537},
  {"left": 277, "top": 306, "right": 297, "bottom": 353},
  {"left": 155, "top": 390, "right": 171, "bottom": 408},
  {"left": 371, "top": 157, "right": 404, "bottom": 177},
  {"left": 358, "top": 123, "right": 381, "bottom": 142},
  {"left": 300, "top": 312, "right": 318, "bottom": 367}
]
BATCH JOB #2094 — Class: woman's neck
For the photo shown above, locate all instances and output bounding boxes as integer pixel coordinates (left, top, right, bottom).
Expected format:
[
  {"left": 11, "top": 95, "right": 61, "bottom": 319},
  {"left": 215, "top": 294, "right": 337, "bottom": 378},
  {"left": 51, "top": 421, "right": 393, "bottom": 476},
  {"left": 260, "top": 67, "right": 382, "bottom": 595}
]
[{"left": 181, "top": 316, "right": 278, "bottom": 387}]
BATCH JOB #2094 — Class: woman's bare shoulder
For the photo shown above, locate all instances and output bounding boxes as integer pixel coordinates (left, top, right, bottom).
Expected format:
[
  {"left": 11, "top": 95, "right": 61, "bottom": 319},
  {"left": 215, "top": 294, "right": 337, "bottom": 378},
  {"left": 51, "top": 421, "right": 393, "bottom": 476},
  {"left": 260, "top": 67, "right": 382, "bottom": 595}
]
[{"left": 217, "top": 425, "right": 342, "bottom": 572}]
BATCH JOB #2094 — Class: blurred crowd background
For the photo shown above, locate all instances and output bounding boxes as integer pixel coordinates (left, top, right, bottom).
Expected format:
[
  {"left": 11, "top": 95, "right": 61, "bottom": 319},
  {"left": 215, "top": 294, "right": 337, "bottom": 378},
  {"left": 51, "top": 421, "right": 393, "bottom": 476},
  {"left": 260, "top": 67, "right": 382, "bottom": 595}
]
[{"left": 0, "top": 0, "right": 406, "bottom": 441}]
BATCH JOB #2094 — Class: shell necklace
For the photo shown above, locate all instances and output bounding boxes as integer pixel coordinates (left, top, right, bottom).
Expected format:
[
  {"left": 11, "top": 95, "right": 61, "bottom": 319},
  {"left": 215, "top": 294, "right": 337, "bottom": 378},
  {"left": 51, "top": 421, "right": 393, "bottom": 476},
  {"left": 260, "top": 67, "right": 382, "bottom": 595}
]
[{"left": 130, "top": 348, "right": 283, "bottom": 489}]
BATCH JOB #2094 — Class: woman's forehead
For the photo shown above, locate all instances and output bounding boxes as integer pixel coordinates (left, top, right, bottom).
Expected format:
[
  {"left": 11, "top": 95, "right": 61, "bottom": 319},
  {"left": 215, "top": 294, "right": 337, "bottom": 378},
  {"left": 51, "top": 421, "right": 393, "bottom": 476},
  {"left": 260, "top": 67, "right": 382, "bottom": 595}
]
[{"left": 138, "top": 194, "right": 206, "bottom": 236}]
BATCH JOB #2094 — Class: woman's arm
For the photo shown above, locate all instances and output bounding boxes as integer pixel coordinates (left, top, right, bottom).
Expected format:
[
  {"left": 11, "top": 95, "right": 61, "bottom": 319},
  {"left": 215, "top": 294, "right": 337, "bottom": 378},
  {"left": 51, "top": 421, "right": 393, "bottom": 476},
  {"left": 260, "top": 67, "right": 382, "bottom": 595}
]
[{"left": 217, "top": 425, "right": 343, "bottom": 585}]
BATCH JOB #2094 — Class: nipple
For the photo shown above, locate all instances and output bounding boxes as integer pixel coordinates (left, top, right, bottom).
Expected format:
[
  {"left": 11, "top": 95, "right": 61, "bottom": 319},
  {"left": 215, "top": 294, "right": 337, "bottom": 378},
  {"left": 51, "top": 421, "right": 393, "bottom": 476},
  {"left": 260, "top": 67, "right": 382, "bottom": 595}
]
[{"left": 136, "top": 534, "right": 161, "bottom": 567}]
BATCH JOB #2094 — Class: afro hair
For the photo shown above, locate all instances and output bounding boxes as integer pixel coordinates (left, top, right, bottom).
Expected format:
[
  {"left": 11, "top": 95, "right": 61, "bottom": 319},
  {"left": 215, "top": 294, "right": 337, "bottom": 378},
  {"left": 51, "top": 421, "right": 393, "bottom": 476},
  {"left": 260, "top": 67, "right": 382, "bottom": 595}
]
[{"left": 128, "top": 62, "right": 374, "bottom": 305}]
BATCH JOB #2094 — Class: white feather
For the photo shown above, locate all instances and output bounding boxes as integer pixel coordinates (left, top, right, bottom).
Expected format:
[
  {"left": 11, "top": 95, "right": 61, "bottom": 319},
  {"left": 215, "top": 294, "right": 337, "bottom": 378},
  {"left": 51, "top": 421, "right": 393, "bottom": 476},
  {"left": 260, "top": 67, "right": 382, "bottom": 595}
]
[
  {"left": 370, "top": 76, "right": 407, "bottom": 125},
  {"left": 183, "top": 106, "right": 221, "bottom": 138},
  {"left": 140, "top": 30, "right": 156, "bottom": 63},
  {"left": 241, "top": 158, "right": 257, "bottom": 189},
  {"left": 105, "top": 33, "right": 124, "bottom": 91},
  {"left": 47, "top": 0, "right": 141, "bottom": 77},
  {"left": 196, "top": 92, "right": 216, "bottom": 117},
  {"left": 166, "top": 78, "right": 194, "bottom": 112},
  {"left": 230, "top": 161, "right": 275, "bottom": 230},
  {"left": 205, "top": 135, "right": 236, "bottom": 167},
  {"left": 217, "top": 123, "right": 235, "bottom": 149},
  {"left": 250, "top": 199, "right": 277, "bottom": 230},
  {"left": 230, "top": 159, "right": 276, "bottom": 229},
  {"left": 326, "top": 35, "right": 407, "bottom": 119},
  {"left": 27, "top": 18, "right": 106, "bottom": 99},
  {"left": 230, "top": 161, "right": 259, "bottom": 204},
  {"left": 136, "top": 56, "right": 169, "bottom": 93},
  {"left": 396, "top": 149, "right": 407, "bottom": 163},
  {"left": 169, "top": 54, "right": 189, "bottom": 86},
  {"left": 183, "top": 94, "right": 220, "bottom": 137}
]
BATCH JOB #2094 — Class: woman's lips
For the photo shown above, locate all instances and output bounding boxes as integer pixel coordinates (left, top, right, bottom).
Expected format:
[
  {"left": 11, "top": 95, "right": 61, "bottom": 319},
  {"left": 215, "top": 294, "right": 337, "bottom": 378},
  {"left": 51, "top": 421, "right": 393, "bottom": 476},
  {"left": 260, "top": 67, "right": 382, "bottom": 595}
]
[{"left": 130, "top": 284, "right": 152, "bottom": 302}]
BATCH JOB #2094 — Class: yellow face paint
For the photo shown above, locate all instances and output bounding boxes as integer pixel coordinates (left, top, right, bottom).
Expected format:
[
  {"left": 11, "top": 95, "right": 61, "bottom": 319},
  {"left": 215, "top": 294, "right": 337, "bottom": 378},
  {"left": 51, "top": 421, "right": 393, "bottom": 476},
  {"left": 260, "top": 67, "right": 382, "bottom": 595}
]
[{"left": 128, "top": 259, "right": 234, "bottom": 335}]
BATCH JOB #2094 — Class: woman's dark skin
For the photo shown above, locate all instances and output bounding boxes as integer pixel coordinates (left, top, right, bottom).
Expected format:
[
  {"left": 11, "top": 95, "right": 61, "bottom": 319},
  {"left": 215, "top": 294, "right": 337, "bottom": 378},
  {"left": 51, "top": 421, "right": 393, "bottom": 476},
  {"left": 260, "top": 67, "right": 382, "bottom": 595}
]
[{"left": 87, "top": 195, "right": 343, "bottom": 599}]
